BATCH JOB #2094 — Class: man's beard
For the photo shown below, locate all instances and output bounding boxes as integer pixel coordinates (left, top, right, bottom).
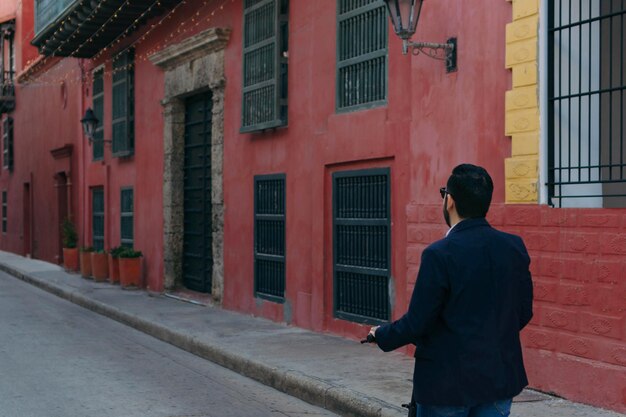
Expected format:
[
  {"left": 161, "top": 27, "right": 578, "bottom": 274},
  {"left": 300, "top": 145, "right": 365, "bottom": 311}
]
[{"left": 443, "top": 196, "right": 451, "bottom": 228}]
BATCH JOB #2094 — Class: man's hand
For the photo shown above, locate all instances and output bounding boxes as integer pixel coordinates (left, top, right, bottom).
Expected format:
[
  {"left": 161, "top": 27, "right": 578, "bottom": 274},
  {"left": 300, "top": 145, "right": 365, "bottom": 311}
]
[
  {"left": 369, "top": 326, "right": 379, "bottom": 338},
  {"left": 361, "top": 326, "right": 380, "bottom": 344}
]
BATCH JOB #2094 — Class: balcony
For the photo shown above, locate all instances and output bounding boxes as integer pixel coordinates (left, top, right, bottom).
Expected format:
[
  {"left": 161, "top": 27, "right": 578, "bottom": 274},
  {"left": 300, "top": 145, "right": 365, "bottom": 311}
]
[{"left": 31, "top": 0, "right": 178, "bottom": 58}]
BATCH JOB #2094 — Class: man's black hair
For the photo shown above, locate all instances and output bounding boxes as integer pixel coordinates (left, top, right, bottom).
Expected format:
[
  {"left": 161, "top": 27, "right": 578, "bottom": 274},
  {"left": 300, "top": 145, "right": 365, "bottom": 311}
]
[{"left": 446, "top": 164, "right": 493, "bottom": 218}]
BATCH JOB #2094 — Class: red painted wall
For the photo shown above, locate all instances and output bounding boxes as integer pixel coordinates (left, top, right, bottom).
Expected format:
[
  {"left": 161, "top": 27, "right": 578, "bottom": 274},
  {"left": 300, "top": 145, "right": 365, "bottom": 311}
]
[{"left": 222, "top": 0, "right": 513, "bottom": 336}]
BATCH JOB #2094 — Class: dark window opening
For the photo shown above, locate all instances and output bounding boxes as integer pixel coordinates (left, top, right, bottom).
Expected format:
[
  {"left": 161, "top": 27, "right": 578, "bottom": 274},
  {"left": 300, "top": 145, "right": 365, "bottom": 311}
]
[
  {"left": 548, "top": 1, "right": 626, "bottom": 207},
  {"left": 337, "top": 0, "right": 388, "bottom": 112},
  {"left": 333, "top": 168, "right": 391, "bottom": 324},
  {"left": 92, "top": 68, "right": 104, "bottom": 161},
  {"left": 241, "top": 0, "right": 289, "bottom": 133},
  {"left": 112, "top": 49, "right": 135, "bottom": 157},
  {"left": 92, "top": 187, "right": 104, "bottom": 251},
  {"left": 120, "top": 188, "right": 133, "bottom": 248},
  {"left": 254, "top": 174, "right": 286, "bottom": 302}
]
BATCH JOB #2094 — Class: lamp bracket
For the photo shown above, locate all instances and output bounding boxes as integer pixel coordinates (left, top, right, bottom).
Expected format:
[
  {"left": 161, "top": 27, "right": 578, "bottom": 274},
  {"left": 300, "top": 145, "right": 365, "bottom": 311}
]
[{"left": 404, "top": 37, "right": 457, "bottom": 73}]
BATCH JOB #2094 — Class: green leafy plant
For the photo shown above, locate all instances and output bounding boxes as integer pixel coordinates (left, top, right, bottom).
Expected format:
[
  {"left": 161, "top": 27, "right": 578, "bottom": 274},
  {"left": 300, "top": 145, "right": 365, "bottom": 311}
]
[
  {"left": 94, "top": 249, "right": 107, "bottom": 254},
  {"left": 62, "top": 218, "right": 78, "bottom": 249},
  {"left": 109, "top": 246, "right": 125, "bottom": 258},
  {"left": 80, "top": 246, "right": 94, "bottom": 253},
  {"left": 118, "top": 247, "right": 142, "bottom": 258}
]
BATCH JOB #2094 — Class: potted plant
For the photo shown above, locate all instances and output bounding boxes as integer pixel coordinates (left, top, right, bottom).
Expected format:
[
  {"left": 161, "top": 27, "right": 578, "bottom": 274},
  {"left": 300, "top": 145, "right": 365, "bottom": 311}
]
[
  {"left": 61, "top": 218, "right": 79, "bottom": 272},
  {"left": 79, "top": 246, "right": 94, "bottom": 279},
  {"left": 118, "top": 248, "right": 143, "bottom": 289},
  {"left": 91, "top": 249, "right": 109, "bottom": 282},
  {"left": 108, "top": 246, "right": 124, "bottom": 284}
]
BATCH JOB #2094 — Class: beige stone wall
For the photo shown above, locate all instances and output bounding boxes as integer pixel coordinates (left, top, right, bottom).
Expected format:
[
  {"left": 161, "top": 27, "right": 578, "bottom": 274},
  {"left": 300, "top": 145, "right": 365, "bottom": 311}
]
[{"left": 504, "top": 0, "right": 540, "bottom": 203}]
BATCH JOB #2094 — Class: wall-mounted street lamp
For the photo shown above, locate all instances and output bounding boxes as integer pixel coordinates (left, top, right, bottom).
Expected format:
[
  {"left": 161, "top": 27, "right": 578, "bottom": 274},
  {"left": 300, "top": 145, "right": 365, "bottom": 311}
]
[
  {"left": 80, "top": 108, "right": 110, "bottom": 146},
  {"left": 383, "top": 0, "right": 457, "bottom": 72}
]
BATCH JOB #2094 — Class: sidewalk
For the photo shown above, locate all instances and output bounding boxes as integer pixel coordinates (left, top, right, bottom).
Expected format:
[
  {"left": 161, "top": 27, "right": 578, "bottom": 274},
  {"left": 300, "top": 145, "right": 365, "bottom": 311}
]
[{"left": 0, "top": 250, "right": 622, "bottom": 417}]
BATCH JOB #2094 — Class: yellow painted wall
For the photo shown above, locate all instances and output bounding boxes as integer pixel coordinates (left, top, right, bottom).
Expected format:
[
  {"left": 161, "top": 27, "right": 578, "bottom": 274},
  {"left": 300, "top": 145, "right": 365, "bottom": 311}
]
[{"left": 504, "top": 0, "right": 540, "bottom": 203}]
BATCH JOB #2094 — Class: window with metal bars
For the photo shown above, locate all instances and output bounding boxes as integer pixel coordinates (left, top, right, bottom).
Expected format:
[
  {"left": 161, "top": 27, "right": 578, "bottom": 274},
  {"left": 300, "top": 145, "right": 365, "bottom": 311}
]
[
  {"left": 337, "top": 0, "right": 388, "bottom": 112},
  {"left": 333, "top": 168, "right": 390, "bottom": 325},
  {"left": 241, "top": 0, "right": 289, "bottom": 133},
  {"left": 2, "top": 116, "right": 13, "bottom": 171},
  {"left": 254, "top": 174, "right": 286, "bottom": 302},
  {"left": 548, "top": 0, "right": 626, "bottom": 207},
  {"left": 120, "top": 188, "right": 133, "bottom": 248},
  {"left": 112, "top": 49, "right": 134, "bottom": 157},
  {"left": 1, "top": 20, "right": 15, "bottom": 115},
  {"left": 92, "top": 67, "right": 104, "bottom": 161},
  {"left": 1, "top": 191, "right": 6, "bottom": 233},
  {"left": 92, "top": 187, "right": 104, "bottom": 251}
]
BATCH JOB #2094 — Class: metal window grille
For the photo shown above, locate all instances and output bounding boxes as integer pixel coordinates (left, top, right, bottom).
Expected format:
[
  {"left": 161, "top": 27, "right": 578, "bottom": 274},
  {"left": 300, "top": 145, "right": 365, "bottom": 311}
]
[
  {"left": 548, "top": 1, "right": 626, "bottom": 207},
  {"left": 92, "top": 187, "right": 104, "bottom": 251},
  {"left": 254, "top": 174, "right": 286, "bottom": 302},
  {"left": 1, "top": 21, "right": 16, "bottom": 115},
  {"left": 241, "top": 0, "right": 289, "bottom": 133},
  {"left": 2, "top": 116, "right": 13, "bottom": 171},
  {"left": 120, "top": 188, "right": 133, "bottom": 248},
  {"left": 333, "top": 168, "right": 390, "bottom": 324},
  {"left": 112, "top": 49, "right": 134, "bottom": 157},
  {"left": 2, "top": 191, "right": 6, "bottom": 233},
  {"left": 92, "top": 68, "right": 104, "bottom": 161},
  {"left": 337, "top": 0, "right": 388, "bottom": 112}
]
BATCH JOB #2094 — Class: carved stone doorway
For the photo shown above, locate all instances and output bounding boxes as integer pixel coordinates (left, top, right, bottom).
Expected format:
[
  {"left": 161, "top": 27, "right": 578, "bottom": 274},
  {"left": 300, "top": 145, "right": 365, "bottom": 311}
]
[{"left": 150, "top": 28, "right": 230, "bottom": 301}]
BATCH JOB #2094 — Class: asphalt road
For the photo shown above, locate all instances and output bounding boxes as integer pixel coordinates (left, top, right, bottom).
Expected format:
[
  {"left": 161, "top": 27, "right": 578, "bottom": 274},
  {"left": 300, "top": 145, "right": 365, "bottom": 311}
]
[{"left": 0, "top": 271, "right": 338, "bottom": 417}]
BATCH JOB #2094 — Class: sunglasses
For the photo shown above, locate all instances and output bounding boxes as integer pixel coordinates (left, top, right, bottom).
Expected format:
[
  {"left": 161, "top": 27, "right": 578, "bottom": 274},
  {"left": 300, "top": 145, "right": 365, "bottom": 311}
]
[{"left": 439, "top": 187, "right": 452, "bottom": 199}]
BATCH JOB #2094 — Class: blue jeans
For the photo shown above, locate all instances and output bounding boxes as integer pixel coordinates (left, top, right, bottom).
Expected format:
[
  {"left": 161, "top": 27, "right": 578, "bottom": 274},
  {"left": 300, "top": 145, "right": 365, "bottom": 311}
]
[{"left": 416, "top": 399, "right": 512, "bottom": 417}]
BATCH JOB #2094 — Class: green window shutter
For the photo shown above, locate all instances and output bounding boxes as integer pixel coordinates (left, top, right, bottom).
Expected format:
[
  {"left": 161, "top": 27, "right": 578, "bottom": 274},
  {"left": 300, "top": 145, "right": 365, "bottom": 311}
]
[
  {"left": 2, "top": 117, "right": 13, "bottom": 171},
  {"left": 112, "top": 49, "right": 134, "bottom": 157},
  {"left": 254, "top": 174, "right": 286, "bottom": 302},
  {"left": 241, "top": 0, "right": 289, "bottom": 133},
  {"left": 1, "top": 191, "right": 6, "bottom": 233},
  {"left": 120, "top": 188, "right": 133, "bottom": 248},
  {"left": 337, "top": 0, "right": 388, "bottom": 112},
  {"left": 92, "top": 68, "right": 104, "bottom": 161},
  {"left": 92, "top": 187, "right": 105, "bottom": 251}
]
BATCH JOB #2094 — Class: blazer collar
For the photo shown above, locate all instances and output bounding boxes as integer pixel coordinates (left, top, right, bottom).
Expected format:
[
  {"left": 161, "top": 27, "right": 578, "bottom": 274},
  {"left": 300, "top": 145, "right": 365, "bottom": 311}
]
[{"left": 447, "top": 217, "right": 490, "bottom": 236}]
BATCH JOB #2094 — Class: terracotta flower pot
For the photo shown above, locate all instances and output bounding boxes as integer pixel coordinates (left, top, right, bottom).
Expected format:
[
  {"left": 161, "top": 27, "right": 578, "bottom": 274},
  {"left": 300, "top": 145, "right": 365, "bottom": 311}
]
[
  {"left": 119, "top": 257, "right": 142, "bottom": 289},
  {"left": 91, "top": 252, "right": 109, "bottom": 282},
  {"left": 62, "top": 248, "right": 79, "bottom": 272},
  {"left": 80, "top": 251, "right": 93, "bottom": 279},
  {"left": 108, "top": 254, "right": 120, "bottom": 284}
]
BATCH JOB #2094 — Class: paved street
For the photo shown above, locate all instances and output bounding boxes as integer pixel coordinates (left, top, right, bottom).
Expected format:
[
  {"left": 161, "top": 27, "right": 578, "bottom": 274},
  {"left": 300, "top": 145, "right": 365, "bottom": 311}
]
[{"left": 0, "top": 271, "right": 338, "bottom": 417}]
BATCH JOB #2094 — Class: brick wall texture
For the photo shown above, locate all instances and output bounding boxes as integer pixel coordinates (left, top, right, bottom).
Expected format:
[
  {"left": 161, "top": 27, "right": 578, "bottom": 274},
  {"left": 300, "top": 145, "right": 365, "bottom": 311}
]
[{"left": 405, "top": 202, "right": 626, "bottom": 412}]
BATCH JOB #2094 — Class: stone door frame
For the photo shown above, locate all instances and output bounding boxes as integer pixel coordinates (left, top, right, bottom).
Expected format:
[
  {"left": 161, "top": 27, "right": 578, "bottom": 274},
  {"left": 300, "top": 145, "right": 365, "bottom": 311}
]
[{"left": 150, "top": 28, "right": 230, "bottom": 301}]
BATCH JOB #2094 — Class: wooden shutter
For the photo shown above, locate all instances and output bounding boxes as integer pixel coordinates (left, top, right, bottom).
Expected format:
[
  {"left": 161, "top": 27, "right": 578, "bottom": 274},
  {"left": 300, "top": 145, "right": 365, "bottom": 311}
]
[
  {"left": 337, "top": 0, "right": 388, "bottom": 111},
  {"left": 241, "top": 0, "right": 288, "bottom": 133},
  {"left": 92, "top": 68, "right": 104, "bottom": 160},
  {"left": 2, "top": 116, "right": 13, "bottom": 171},
  {"left": 112, "top": 49, "right": 134, "bottom": 157}
]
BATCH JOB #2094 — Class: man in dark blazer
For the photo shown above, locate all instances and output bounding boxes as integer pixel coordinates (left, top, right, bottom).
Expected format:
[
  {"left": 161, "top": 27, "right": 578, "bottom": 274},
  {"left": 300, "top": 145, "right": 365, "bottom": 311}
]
[{"left": 370, "top": 164, "right": 533, "bottom": 417}]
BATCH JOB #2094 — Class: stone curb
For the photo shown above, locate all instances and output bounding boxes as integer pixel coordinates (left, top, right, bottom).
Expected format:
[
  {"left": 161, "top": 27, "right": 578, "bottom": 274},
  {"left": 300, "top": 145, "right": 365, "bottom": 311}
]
[{"left": 0, "top": 263, "right": 405, "bottom": 417}]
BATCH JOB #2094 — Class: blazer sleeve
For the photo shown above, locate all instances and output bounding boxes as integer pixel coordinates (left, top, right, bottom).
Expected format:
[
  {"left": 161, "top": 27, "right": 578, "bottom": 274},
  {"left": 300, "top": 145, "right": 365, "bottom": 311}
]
[
  {"left": 375, "top": 246, "right": 448, "bottom": 352},
  {"left": 518, "top": 238, "right": 534, "bottom": 330}
]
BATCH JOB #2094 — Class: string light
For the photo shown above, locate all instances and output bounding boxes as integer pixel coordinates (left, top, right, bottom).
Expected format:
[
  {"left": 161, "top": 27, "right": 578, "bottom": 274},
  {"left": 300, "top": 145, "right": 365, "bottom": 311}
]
[{"left": 18, "top": 0, "right": 234, "bottom": 88}]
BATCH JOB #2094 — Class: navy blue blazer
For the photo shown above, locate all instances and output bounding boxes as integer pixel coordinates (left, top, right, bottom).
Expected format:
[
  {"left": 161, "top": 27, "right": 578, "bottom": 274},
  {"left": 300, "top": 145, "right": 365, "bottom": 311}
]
[{"left": 375, "top": 217, "right": 533, "bottom": 406}]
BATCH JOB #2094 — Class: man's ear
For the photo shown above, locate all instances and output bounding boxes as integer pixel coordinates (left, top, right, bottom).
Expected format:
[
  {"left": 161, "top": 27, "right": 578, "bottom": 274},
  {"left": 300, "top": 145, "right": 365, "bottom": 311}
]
[{"left": 446, "top": 194, "right": 455, "bottom": 210}]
